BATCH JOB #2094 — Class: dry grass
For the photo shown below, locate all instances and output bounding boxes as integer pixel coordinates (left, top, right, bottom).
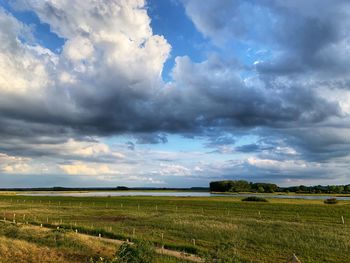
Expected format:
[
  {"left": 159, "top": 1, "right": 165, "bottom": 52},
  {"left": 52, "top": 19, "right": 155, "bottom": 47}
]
[
  {"left": 0, "top": 236, "right": 74, "bottom": 263},
  {"left": 0, "top": 224, "right": 117, "bottom": 263},
  {"left": 0, "top": 223, "right": 193, "bottom": 263}
]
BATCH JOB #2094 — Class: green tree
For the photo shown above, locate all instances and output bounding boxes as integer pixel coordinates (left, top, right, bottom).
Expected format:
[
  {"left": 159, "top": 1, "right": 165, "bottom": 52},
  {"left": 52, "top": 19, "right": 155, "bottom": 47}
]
[
  {"left": 344, "top": 185, "right": 350, "bottom": 193},
  {"left": 257, "top": 186, "right": 265, "bottom": 193}
]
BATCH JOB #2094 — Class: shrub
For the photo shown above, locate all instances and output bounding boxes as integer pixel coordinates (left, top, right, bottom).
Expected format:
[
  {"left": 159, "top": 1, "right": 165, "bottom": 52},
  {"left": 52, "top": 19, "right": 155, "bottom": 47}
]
[
  {"left": 2, "top": 225, "right": 19, "bottom": 238},
  {"left": 324, "top": 198, "right": 338, "bottom": 204},
  {"left": 241, "top": 196, "right": 268, "bottom": 202},
  {"left": 115, "top": 240, "right": 155, "bottom": 263},
  {"left": 201, "top": 242, "right": 242, "bottom": 263}
]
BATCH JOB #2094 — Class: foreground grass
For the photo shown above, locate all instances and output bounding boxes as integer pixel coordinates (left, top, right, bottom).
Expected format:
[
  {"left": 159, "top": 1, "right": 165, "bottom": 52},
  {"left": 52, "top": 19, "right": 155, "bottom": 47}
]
[
  {"left": 0, "top": 223, "right": 115, "bottom": 263},
  {"left": 0, "top": 195, "right": 349, "bottom": 262},
  {"left": 0, "top": 223, "right": 189, "bottom": 263}
]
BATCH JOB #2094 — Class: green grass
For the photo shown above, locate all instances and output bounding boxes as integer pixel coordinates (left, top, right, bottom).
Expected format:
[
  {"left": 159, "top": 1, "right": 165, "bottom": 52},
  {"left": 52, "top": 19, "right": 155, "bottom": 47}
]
[{"left": 0, "top": 195, "right": 349, "bottom": 262}]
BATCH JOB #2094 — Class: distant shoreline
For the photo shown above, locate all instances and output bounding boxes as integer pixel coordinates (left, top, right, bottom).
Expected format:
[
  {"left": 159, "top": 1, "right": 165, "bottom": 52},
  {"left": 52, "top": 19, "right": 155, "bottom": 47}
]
[
  {"left": 1, "top": 189, "right": 350, "bottom": 198},
  {"left": 0, "top": 187, "right": 209, "bottom": 192},
  {"left": 210, "top": 191, "right": 350, "bottom": 197}
]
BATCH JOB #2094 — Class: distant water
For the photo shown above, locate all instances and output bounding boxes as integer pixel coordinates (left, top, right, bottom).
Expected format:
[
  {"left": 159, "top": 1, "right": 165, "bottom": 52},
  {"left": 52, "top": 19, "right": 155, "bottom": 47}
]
[
  {"left": 21, "top": 191, "right": 350, "bottom": 200},
  {"left": 22, "top": 191, "right": 212, "bottom": 197}
]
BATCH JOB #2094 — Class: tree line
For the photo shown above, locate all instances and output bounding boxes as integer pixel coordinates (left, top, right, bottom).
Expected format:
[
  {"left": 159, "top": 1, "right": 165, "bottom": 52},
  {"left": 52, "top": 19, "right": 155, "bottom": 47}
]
[
  {"left": 210, "top": 180, "right": 350, "bottom": 194},
  {"left": 210, "top": 180, "right": 278, "bottom": 193}
]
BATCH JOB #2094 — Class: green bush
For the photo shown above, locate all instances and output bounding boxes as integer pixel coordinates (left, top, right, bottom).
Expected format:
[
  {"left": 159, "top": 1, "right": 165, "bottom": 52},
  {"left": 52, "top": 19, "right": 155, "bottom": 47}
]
[
  {"left": 115, "top": 240, "right": 155, "bottom": 263},
  {"left": 201, "top": 242, "right": 242, "bottom": 263},
  {"left": 241, "top": 196, "right": 268, "bottom": 202},
  {"left": 2, "top": 225, "right": 19, "bottom": 238},
  {"left": 324, "top": 198, "right": 338, "bottom": 204}
]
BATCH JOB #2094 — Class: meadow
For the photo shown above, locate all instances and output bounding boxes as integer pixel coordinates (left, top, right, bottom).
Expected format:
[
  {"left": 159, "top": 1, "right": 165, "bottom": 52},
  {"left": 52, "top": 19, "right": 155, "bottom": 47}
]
[{"left": 0, "top": 194, "right": 349, "bottom": 262}]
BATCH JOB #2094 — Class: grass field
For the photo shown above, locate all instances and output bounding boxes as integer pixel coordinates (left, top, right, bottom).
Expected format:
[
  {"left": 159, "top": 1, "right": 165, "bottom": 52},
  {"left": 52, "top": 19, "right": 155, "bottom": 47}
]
[{"left": 0, "top": 194, "right": 349, "bottom": 262}]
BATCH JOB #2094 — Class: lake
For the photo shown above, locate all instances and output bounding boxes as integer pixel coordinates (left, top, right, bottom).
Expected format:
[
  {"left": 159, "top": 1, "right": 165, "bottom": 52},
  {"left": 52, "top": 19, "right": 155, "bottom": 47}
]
[{"left": 20, "top": 191, "right": 350, "bottom": 200}]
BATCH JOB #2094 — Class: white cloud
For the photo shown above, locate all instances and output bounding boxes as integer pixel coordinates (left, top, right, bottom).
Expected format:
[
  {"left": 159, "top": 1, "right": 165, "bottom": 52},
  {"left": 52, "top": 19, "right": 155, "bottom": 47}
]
[
  {"left": 16, "top": 0, "right": 170, "bottom": 84},
  {"left": 159, "top": 163, "right": 192, "bottom": 177},
  {"left": 246, "top": 157, "right": 309, "bottom": 170},
  {"left": 0, "top": 153, "right": 32, "bottom": 174},
  {"left": 63, "top": 36, "right": 94, "bottom": 61},
  {"left": 59, "top": 162, "right": 113, "bottom": 175},
  {"left": 0, "top": 9, "right": 53, "bottom": 95}
]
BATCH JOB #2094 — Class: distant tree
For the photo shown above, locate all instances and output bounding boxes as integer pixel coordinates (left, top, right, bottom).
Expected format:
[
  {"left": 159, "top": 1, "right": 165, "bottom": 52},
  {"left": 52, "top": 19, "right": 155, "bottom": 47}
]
[
  {"left": 257, "top": 186, "right": 265, "bottom": 193},
  {"left": 210, "top": 181, "right": 350, "bottom": 194},
  {"left": 344, "top": 185, "right": 350, "bottom": 193},
  {"left": 231, "top": 180, "right": 251, "bottom": 192},
  {"left": 251, "top": 183, "right": 277, "bottom": 193},
  {"left": 299, "top": 185, "right": 308, "bottom": 192},
  {"left": 210, "top": 180, "right": 254, "bottom": 192},
  {"left": 264, "top": 183, "right": 278, "bottom": 193},
  {"left": 210, "top": 181, "right": 235, "bottom": 192}
]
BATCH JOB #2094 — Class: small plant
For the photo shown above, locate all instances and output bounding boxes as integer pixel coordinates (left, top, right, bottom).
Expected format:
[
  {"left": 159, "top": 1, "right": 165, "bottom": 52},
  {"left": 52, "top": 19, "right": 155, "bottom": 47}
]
[
  {"left": 242, "top": 196, "right": 268, "bottom": 202},
  {"left": 115, "top": 240, "right": 155, "bottom": 263},
  {"left": 3, "top": 225, "right": 19, "bottom": 238},
  {"left": 89, "top": 256, "right": 110, "bottom": 263},
  {"left": 324, "top": 198, "right": 338, "bottom": 204},
  {"left": 201, "top": 242, "right": 242, "bottom": 263}
]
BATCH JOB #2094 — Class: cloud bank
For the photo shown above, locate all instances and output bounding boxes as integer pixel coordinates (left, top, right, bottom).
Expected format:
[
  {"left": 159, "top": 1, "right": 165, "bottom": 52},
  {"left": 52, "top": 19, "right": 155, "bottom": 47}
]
[{"left": 0, "top": 0, "right": 349, "bottom": 186}]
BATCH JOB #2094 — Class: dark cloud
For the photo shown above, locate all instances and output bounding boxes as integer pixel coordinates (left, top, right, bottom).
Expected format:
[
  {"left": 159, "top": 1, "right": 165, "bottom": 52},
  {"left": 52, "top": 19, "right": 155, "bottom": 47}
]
[
  {"left": 182, "top": 0, "right": 350, "bottom": 78},
  {"left": 135, "top": 133, "right": 168, "bottom": 144},
  {"left": 235, "top": 144, "right": 262, "bottom": 153},
  {"left": 0, "top": 2, "right": 343, "bottom": 140},
  {"left": 126, "top": 141, "right": 135, "bottom": 151}
]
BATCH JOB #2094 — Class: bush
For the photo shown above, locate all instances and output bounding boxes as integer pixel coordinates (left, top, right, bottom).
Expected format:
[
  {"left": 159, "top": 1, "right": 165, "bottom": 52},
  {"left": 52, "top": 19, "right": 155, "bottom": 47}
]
[
  {"left": 324, "top": 198, "right": 338, "bottom": 204},
  {"left": 201, "top": 242, "right": 242, "bottom": 263},
  {"left": 241, "top": 196, "right": 268, "bottom": 202},
  {"left": 115, "top": 240, "right": 155, "bottom": 263},
  {"left": 2, "top": 225, "right": 19, "bottom": 238}
]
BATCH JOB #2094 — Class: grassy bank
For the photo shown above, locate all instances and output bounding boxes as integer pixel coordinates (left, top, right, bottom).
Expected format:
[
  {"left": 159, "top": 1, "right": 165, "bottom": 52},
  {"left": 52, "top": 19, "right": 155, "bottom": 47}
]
[{"left": 0, "top": 195, "right": 349, "bottom": 262}]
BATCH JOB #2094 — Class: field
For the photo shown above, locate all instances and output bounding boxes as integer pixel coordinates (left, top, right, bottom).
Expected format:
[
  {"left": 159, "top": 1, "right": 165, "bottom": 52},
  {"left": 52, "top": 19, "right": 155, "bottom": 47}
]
[{"left": 0, "top": 194, "right": 349, "bottom": 262}]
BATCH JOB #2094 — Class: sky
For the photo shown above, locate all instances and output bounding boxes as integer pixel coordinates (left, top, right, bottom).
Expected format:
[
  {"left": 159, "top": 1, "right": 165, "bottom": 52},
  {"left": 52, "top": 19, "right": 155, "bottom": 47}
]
[{"left": 0, "top": 0, "right": 350, "bottom": 188}]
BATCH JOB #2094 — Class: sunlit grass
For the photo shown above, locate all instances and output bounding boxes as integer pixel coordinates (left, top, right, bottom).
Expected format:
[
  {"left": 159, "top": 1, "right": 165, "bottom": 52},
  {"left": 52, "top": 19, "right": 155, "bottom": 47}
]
[{"left": 0, "top": 195, "right": 349, "bottom": 262}]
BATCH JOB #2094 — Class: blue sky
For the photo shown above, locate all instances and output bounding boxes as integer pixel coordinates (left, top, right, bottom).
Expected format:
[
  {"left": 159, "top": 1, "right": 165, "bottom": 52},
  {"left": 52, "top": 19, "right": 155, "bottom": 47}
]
[
  {"left": 147, "top": 0, "right": 210, "bottom": 80},
  {"left": 0, "top": 0, "right": 350, "bottom": 188}
]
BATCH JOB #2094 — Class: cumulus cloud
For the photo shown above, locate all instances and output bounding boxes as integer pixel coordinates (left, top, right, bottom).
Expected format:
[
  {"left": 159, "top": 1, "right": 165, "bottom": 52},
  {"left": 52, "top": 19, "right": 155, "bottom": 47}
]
[
  {"left": 59, "top": 162, "right": 114, "bottom": 176},
  {"left": 182, "top": 0, "right": 350, "bottom": 80},
  {"left": 177, "top": 0, "right": 350, "bottom": 175},
  {"left": 0, "top": 0, "right": 349, "bottom": 185},
  {"left": 0, "top": 1, "right": 343, "bottom": 137},
  {"left": 0, "top": 0, "right": 171, "bottom": 136},
  {"left": 0, "top": 153, "right": 32, "bottom": 174}
]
